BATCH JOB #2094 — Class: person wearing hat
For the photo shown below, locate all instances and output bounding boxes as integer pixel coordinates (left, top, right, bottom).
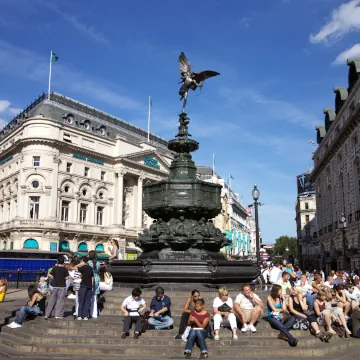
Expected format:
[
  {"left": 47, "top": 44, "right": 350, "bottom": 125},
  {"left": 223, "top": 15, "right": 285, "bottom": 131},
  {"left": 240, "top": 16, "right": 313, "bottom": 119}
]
[{"left": 148, "top": 287, "right": 174, "bottom": 330}]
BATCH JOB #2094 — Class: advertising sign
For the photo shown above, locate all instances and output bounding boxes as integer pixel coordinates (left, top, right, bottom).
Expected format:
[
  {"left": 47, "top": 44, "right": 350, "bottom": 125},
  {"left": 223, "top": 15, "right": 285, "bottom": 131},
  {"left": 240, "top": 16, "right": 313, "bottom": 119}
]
[{"left": 297, "top": 173, "right": 315, "bottom": 195}]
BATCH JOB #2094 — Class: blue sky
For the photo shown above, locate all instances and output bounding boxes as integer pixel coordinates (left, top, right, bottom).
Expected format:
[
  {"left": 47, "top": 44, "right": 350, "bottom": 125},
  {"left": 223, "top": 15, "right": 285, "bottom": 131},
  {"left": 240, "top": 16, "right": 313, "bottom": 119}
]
[{"left": 1, "top": 0, "right": 360, "bottom": 243}]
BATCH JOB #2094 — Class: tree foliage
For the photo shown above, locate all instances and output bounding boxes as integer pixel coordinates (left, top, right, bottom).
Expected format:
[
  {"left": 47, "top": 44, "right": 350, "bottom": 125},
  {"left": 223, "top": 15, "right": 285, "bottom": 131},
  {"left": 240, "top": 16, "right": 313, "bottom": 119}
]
[{"left": 273, "top": 236, "right": 298, "bottom": 260}]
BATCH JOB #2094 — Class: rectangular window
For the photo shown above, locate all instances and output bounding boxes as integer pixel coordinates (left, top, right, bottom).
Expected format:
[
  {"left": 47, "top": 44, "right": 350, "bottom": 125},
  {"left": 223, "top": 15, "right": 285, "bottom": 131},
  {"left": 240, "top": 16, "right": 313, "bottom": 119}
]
[
  {"left": 97, "top": 206, "right": 104, "bottom": 225},
  {"left": 80, "top": 204, "right": 87, "bottom": 223},
  {"left": 305, "top": 203, "right": 309, "bottom": 210},
  {"left": 84, "top": 167, "right": 89, "bottom": 177},
  {"left": 66, "top": 162, "right": 72, "bottom": 173},
  {"left": 29, "top": 196, "right": 40, "bottom": 220},
  {"left": 305, "top": 215, "right": 310, "bottom": 224},
  {"left": 33, "top": 156, "right": 40, "bottom": 167},
  {"left": 101, "top": 171, "right": 106, "bottom": 181},
  {"left": 305, "top": 227, "right": 310, "bottom": 237},
  {"left": 63, "top": 133, "right": 72, "bottom": 143},
  {"left": 61, "top": 201, "right": 70, "bottom": 221}
]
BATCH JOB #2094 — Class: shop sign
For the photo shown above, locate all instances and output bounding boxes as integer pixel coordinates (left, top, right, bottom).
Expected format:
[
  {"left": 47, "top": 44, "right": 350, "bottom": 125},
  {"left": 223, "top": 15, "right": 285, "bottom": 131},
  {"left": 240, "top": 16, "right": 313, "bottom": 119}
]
[
  {"left": 144, "top": 156, "right": 160, "bottom": 169},
  {"left": 127, "top": 253, "right": 138, "bottom": 260},
  {"left": 73, "top": 153, "right": 104, "bottom": 165}
]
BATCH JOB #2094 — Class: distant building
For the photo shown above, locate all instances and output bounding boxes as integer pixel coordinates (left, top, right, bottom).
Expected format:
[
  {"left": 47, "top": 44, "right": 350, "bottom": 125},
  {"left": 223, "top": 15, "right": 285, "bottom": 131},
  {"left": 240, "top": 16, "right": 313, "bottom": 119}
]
[
  {"left": 196, "top": 166, "right": 254, "bottom": 258},
  {"left": 310, "top": 59, "right": 360, "bottom": 271},
  {"left": 295, "top": 172, "right": 319, "bottom": 269},
  {"left": 0, "top": 93, "right": 172, "bottom": 259}
]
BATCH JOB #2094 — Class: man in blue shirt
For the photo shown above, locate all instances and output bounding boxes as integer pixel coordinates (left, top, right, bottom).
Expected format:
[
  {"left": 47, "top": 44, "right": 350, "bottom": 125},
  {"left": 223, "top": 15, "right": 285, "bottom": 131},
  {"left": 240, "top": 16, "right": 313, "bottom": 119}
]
[{"left": 148, "top": 287, "right": 174, "bottom": 330}]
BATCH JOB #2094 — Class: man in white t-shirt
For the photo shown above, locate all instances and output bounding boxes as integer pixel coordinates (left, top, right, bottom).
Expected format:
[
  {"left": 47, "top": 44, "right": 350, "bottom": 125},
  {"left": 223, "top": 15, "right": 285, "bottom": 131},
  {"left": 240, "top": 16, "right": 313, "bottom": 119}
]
[
  {"left": 295, "top": 274, "right": 312, "bottom": 296},
  {"left": 324, "top": 276, "right": 334, "bottom": 289},
  {"left": 269, "top": 263, "right": 281, "bottom": 284},
  {"left": 233, "top": 284, "right": 264, "bottom": 333},
  {"left": 120, "top": 287, "right": 147, "bottom": 339}
]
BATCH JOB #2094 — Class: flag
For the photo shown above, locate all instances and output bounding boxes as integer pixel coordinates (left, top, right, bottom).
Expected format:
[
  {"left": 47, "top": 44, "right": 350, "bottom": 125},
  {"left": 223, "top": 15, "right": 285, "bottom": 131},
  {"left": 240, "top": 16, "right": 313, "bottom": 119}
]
[
  {"left": 149, "top": 96, "right": 152, "bottom": 107},
  {"left": 51, "top": 52, "right": 59, "bottom": 62},
  {"left": 230, "top": 174, "right": 234, "bottom": 180}
]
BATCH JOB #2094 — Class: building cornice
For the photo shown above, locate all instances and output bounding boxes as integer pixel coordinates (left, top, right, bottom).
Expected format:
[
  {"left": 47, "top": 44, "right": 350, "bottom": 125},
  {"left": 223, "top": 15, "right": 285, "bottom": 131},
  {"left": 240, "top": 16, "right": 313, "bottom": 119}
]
[{"left": 310, "top": 106, "right": 360, "bottom": 181}]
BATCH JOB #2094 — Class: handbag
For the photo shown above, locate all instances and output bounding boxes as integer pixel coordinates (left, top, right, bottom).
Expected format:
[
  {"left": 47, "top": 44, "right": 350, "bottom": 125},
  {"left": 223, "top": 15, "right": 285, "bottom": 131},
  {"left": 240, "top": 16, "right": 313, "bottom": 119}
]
[
  {"left": 292, "top": 318, "right": 310, "bottom": 330},
  {"left": 218, "top": 303, "right": 231, "bottom": 313}
]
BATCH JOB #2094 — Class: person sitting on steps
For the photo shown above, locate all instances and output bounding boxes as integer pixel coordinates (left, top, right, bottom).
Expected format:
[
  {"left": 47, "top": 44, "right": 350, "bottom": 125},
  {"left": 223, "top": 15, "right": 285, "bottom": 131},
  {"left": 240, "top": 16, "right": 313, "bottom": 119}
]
[
  {"left": 233, "top": 283, "right": 264, "bottom": 333},
  {"left": 148, "top": 287, "right": 174, "bottom": 330},
  {"left": 213, "top": 287, "right": 238, "bottom": 340},
  {"left": 267, "top": 284, "right": 298, "bottom": 347},
  {"left": 120, "top": 287, "right": 147, "bottom": 339},
  {"left": 7, "top": 285, "right": 45, "bottom": 328},
  {"left": 175, "top": 289, "right": 213, "bottom": 340},
  {"left": 184, "top": 298, "right": 210, "bottom": 359}
]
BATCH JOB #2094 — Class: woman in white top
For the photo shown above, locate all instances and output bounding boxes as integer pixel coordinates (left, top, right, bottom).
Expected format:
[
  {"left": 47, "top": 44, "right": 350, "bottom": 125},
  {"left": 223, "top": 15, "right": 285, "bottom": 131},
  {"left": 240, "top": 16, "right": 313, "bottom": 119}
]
[
  {"left": 213, "top": 287, "right": 238, "bottom": 340},
  {"left": 99, "top": 266, "right": 113, "bottom": 291}
]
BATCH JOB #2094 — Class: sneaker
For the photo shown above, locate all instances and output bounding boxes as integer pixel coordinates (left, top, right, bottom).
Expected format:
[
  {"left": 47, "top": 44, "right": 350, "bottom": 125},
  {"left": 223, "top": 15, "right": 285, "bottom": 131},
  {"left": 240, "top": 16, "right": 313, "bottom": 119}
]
[
  {"left": 44, "top": 316, "right": 49, "bottom": 320},
  {"left": 77, "top": 317, "right": 82, "bottom": 321},
  {"left": 232, "top": 334, "right": 238, "bottom": 340},
  {"left": 73, "top": 313, "right": 77, "bottom": 316},
  {"left": 82, "top": 317, "right": 89, "bottom": 321},
  {"left": 214, "top": 334, "right": 219, "bottom": 340},
  {"left": 315, "top": 332, "right": 325, "bottom": 342},
  {"left": 184, "top": 351, "right": 191, "bottom": 359},
  {"left": 175, "top": 334, "right": 182, "bottom": 339},
  {"left": 241, "top": 324, "right": 248, "bottom": 333},
  {"left": 67, "top": 294, "right": 76, "bottom": 299},
  {"left": 248, "top": 324, "right": 256, "bottom": 333},
  {"left": 199, "top": 353, "right": 208, "bottom": 359},
  {"left": 7, "top": 322, "right": 21, "bottom": 328},
  {"left": 55, "top": 317, "right": 63, "bottom": 319}
]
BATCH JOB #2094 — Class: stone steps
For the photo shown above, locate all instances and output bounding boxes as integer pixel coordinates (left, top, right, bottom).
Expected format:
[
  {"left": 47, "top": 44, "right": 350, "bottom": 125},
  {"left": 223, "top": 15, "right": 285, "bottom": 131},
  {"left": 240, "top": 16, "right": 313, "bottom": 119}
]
[{"left": 0, "top": 288, "right": 358, "bottom": 359}]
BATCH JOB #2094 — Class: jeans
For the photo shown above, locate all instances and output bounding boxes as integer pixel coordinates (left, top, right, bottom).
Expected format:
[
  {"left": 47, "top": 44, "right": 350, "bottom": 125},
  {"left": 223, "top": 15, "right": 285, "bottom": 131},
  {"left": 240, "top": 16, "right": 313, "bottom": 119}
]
[
  {"left": 268, "top": 316, "right": 296, "bottom": 345},
  {"left": 45, "top": 287, "right": 66, "bottom": 317},
  {"left": 123, "top": 315, "right": 142, "bottom": 333},
  {"left": 15, "top": 305, "right": 41, "bottom": 325},
  {"left": 78, "top": 286, "right": 93, "bottom": 318},
  {"left": 185, "top": 329, "right": 208, "bottom": 353},
  {"left": 148, "top": 315, "right": 174, "bottom": 329},
  {"left": 305, "top": 293, "right": 317, "bottom": 310}
]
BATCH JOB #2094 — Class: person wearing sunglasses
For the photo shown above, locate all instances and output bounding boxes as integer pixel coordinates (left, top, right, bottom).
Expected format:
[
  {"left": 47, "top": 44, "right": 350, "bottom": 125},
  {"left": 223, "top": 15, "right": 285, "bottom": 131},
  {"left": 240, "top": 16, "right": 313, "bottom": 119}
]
[{"left": 213, "top": 287, "right": 238, "bottom": 340}]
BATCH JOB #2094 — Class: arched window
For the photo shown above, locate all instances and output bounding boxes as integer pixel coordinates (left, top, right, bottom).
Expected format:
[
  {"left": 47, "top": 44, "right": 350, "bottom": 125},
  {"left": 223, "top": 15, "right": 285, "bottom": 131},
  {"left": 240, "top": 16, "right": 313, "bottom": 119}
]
[
  {"left": 3, "top": 240, "right": 6, "bottom": 250},
  {"left": 10, "top": 241, "right": 13, "bottom": 250},
  {"left": 59, "top": 240, "right": 70, "bottom": 252},
  {"left": 95, "top": 244, "right": 104, "bottom": 253},
  {"left": 23, "top": 238, "right": 39, "bottom": 249},
  {"left": 78, "top": 242, "right": 88, "bottom": 251}
]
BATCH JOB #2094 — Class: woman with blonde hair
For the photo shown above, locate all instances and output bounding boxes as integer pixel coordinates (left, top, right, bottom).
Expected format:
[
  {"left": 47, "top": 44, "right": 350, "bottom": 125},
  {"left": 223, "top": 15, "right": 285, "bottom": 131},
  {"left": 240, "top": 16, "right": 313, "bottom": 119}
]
[
  {"left": 0, "top": 277, "right": 8, "bottom": 302},
  {"left": 314, "top": 291, "right": 351, "bottom": 336},
  {"left": 212, "top": 287, "right": 238, "bottom": 340}
]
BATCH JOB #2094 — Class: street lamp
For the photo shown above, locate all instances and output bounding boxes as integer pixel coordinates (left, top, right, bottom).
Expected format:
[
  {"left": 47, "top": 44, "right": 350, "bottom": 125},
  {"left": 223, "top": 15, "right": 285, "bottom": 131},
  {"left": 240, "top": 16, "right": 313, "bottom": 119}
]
[
  {"left": 285, "top": 247, "right": 289, "bottom": 263},
  {"left": 340, "top": 213, "right": 348, "bottom": 269},
  {"left": 251, "top": 184, "right": 261, "bottom": 263}
]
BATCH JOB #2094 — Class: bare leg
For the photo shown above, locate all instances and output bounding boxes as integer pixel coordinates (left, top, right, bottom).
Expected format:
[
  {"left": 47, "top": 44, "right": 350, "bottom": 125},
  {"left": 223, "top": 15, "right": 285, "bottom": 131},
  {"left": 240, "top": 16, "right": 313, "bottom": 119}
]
[
  {"left": 343, "top": 302, "right": 351, "bottom": 316},
  {"left": 325, "top": 312, "right": 335, "bottom": 333},
  {"left": 336, "top": 308, "right": 351, "bottom": 334},
  {"left": 250, "top": 308, "right": 262, "bottom": 325},
  {"left": 182, "top": 92, "right": 188, "bottom": 113}
]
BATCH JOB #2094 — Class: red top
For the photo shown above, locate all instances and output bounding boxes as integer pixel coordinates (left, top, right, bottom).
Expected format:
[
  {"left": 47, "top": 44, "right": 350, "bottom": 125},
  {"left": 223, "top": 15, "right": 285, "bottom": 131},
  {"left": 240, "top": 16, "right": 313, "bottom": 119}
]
[{"left": 190, "top": 310, "right": 210, "bottom": 325}]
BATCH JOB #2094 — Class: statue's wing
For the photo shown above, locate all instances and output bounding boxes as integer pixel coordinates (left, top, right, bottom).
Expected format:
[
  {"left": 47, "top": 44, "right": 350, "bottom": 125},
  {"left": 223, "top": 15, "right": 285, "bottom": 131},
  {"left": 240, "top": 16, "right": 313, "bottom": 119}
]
[
  {"left": 179, "top": 52, "right": 192, "bottom": 74},
  {"left": 193, "top": 70, "right": 220, "bottom": 83}
]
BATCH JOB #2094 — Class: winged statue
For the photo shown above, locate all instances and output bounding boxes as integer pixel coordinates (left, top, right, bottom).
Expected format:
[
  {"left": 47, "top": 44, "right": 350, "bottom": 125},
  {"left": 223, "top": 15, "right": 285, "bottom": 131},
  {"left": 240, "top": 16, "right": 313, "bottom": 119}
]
[{"left": 178, "top": 52, "right": 220, "bottom": 113}]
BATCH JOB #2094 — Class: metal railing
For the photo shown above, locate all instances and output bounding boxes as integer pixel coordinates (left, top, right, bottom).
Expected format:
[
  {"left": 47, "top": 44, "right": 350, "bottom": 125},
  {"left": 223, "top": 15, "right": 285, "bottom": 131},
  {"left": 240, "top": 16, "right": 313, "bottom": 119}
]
[{"left": 0, "top": 269, "right": 46, "bottom": 289}]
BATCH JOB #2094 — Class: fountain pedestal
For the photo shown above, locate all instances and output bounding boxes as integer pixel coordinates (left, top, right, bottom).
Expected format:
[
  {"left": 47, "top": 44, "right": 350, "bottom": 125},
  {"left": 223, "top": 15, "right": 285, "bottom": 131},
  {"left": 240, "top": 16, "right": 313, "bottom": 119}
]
[{"left": 110, "top": 113, "right": 260, "bottom": 286}]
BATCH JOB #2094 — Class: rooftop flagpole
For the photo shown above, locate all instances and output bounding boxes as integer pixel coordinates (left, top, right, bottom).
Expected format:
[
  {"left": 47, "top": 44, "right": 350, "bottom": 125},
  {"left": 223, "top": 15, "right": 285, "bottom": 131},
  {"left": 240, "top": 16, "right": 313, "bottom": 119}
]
[
  {"left": 147, "top": 96, "right": 151, "bottom": 142},
  {"left": 48, "top": 50, "right": 53, "bottom": 100}
]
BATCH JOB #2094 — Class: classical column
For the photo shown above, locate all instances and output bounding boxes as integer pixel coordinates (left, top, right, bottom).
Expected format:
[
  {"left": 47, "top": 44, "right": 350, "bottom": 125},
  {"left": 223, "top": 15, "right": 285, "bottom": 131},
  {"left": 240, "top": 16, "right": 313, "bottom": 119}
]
[
  {"left": 75, "top": 194, "right": 80, "bottom": 223},
  {"left": 137, "top": 176, "right": 144, "bottom": 228},
  {"left": 117, "top": 172, "right": 125, "bottom": 226}
]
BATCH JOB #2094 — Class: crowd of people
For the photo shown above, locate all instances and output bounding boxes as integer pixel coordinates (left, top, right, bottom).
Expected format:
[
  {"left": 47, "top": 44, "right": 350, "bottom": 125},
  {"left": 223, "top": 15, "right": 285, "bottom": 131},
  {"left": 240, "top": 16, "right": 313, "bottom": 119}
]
[{"left": 5, "top": 255, "right": 360, "bottom": 358}]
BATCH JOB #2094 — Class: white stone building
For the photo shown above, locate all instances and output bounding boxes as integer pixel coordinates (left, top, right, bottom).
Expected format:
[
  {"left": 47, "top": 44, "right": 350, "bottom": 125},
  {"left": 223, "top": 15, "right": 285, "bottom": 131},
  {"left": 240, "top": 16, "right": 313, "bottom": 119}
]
[
  {"left": 295, "top": 173, "right": 319, "bottom": 269},
  {"left": 0, "top": 93, "right": 172, "bottom": 259},
  {"left": 196, "top": 166, "right": 253, "bottom": 258},
  {"left": 311, "top": 59, "right": 360, "bottom": 271}
]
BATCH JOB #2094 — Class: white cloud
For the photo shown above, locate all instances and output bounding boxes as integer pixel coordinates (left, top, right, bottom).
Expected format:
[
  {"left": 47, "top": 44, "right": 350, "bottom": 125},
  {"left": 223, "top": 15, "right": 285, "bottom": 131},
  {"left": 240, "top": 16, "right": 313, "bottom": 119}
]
[
  {"left": 0, "top": 40, "right": 142, "bottom": 111},
  {"left": 220, "top": 87, "right": 319, "bottom": 128},
  {"left": 333, "top": 43, "right": 360, "bottom": 64},
  {"left": 0, "top": 100, "right": 22, "bottom": 128},
  {"left": 45, "top": 3, "right": 110, "bottom": 46},
  {"left": 239, "top": 17, "right": 251, "bottom": 28},
  {"left": 310, "top": 0, "right": 360, "bottom": 44}
]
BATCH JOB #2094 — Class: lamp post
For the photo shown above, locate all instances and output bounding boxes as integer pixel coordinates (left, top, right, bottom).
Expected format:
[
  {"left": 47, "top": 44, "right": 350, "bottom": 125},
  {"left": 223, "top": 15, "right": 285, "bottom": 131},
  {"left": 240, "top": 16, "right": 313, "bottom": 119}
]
[
  {"left": 252, "top": 184, "right": 261, "bottom": 263},
  {"left": 285, "top": 247, "right": 289, "bottom": 263},
  {"left": 340, "top": 213, "right": 348, "bottom": 269}
]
